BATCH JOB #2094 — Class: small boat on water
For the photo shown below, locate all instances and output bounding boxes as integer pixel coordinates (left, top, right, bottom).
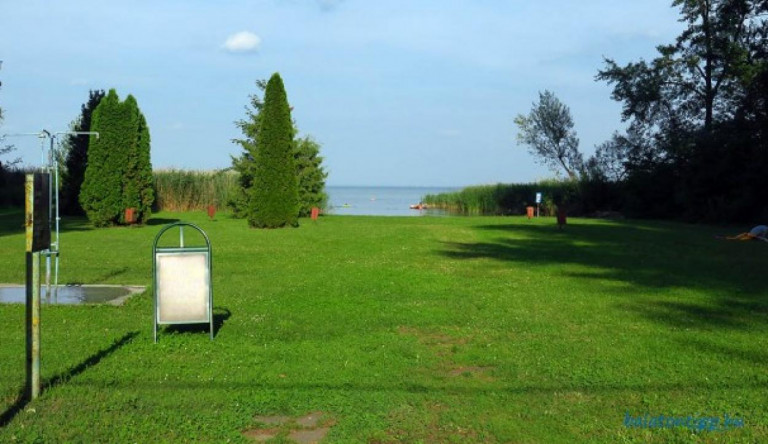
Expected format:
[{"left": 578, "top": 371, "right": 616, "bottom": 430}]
[{"left": 409, "top": 203, "right": 428, "bottom": 210}]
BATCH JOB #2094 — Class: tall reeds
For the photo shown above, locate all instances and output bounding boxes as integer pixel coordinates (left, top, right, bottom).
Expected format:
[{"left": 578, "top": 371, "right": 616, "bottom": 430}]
[
  {"left": 423, "top": 180, "right": 578, "bottom": 216},
  {"left": 423, "top": 184, "right": 506, "bottom": 215},
  {"left": 153, "top": 169, "right": 238, "bottom": 212}
]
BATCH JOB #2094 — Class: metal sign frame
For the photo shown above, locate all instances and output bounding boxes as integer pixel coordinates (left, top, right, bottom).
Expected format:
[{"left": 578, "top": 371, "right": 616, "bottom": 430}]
[{"left": 152, "top": 222, "right": 213, "bottom": 342}]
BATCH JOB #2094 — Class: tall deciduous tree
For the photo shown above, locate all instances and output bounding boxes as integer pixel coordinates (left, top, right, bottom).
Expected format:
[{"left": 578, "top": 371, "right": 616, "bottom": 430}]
[
  {"left": 594, "top": 0, "right": 768, "bottom": 221},
  {"left": 0, "top": 116, "right": 18, "bottom": 170},
  {"left": 61, "top": 89, "right": 105, "bottom": 215},
  {"left": 248, "top": 73, "right": 299, "bottom": 228},
  {"left": 597, "top": 0, "right": 763, "bottom": 134},
  {"left": 80, "top": 89, "right": 154, "bottom": 226},
  {"left": 0, "top": 78, "right": 19, "bottom": 171},
  {"left": 514, "top": 90, "right": 583, "bottom": 179},
  {"left": 0, "top": 102, "right": 20, "bottom": 203}
]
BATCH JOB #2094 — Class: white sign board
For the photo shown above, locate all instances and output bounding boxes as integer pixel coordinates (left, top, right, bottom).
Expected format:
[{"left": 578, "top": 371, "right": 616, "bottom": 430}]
[
  {"left": 156, "top": 252, "right": 210, "bottom": 323},
  {"left": 535, "top": 192, "right": 542, "bottom": 204}
]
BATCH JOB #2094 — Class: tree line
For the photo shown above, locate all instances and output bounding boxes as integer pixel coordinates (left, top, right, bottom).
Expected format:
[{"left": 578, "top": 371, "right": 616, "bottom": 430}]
[
  {"left": 516, "top": 0, "right": 767, "bottom": 222},
  {"left": 1, "top": 72, "right": 327, "bottom": 229}
]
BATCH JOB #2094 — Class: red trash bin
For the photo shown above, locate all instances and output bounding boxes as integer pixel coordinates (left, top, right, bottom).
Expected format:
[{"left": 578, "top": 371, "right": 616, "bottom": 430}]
[
  {"left": 557, "top": 208, "right": 567, "bottom": 229},
  {"left": 311, "top": 207, "right": 320, "bottom": 221},
  {"left": 125, "top": 208, "right": 136, "bottom": 224},
  {"left": 526, "top": 206, "right": 534, "bottom": 219}
]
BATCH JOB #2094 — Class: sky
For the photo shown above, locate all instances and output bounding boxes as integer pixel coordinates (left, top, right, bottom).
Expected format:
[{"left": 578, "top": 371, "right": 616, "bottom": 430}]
[{"left": 0, "top": 0, "right": 685, "bottom": 187}]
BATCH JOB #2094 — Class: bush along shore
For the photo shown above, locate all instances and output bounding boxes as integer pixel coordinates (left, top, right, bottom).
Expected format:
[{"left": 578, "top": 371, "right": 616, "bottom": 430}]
[{"left": 423, "top": 179, "right": 622, "bottom": 217}]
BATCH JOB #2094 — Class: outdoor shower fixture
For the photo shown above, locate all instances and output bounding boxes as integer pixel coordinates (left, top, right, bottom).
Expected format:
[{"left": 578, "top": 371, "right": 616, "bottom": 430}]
[{"left": 3, "top": 129, "right": 99, "bottom": 300}]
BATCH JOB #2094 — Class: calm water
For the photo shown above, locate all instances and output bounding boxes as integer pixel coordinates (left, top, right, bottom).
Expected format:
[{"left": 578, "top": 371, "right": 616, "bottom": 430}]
[{"left": 326, "top": 186, "right": 456, "bottom": 216}]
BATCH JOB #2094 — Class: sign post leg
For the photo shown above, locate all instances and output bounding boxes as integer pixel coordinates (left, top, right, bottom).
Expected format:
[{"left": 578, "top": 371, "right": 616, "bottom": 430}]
[
  {"left": 25, "top": 173, "right": 47, "bottom": 401},
  {"left": 25, "top": 251, "right": 41, "bottom": 400}
]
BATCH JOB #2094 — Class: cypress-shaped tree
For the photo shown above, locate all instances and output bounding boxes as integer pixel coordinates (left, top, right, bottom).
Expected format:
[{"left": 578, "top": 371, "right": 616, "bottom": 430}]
[
  {"left": 248, "top": 73, "right": 299, "bottom": 228},
  {"left": 231, "top": 77, "right": 327, "bottom": 219},
  {"left": 80, "top": 89, "right": 128, "bottom": 226},
  {"left": 61, "top": 89, "right": 105, "bottom": 215},
  {"left": 121, "top": 95, "right": 154, "bottom": 223},
  {"left": 135, "top": 111, "right": 154, "bottom": 222},
  {"left": 79, "top": 89, "right": 154, "bottom": 226}
]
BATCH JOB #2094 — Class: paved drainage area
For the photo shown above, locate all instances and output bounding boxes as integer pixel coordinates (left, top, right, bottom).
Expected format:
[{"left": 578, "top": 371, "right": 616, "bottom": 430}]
[
  {"left": 0, "top": 284, "right": 145, "bottom": 305},
  {"left": 243, "top": 411, "right": 335, "bottom": 443}
]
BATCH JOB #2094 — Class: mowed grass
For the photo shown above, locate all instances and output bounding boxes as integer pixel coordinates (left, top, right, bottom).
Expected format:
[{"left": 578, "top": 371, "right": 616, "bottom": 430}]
[{"left": 0, "top": 210, "right": 766, "bottom": 442}]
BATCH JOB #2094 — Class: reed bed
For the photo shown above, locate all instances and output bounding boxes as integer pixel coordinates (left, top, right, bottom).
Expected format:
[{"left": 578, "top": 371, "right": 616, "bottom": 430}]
[
  {"left": 423, "top": 184, "right": 507, "bottom": 215},
  {"left": 153, "top": 169, "right": 238, "bottom": 212},
  {"left": 423, "top": 180, "right": 576, "bottom": 216}
]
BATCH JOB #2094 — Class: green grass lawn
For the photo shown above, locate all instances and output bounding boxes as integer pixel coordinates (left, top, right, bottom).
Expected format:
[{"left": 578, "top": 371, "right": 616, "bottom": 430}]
[{"left": 1, "top": 210, "right": 766, "bottom": 442}]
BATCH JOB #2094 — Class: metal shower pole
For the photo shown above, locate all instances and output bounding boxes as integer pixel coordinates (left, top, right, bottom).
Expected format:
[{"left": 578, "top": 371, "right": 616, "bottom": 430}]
[
  {"left": 2, "top": 130, "right": 99, "bottom": 299},
  {"left": 48, "top": 131, "right": 99, "bottom": 299}
]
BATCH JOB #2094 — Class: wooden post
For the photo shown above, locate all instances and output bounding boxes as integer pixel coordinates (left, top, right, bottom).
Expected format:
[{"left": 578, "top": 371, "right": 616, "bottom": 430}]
[{"left": 25, "top": 174, "right": 43, "bottom": 400}]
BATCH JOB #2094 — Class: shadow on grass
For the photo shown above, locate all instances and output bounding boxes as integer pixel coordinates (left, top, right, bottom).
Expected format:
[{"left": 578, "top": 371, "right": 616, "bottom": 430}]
[
  {"left": 0, "top": 331, "right": 138, "bottom": 427},
  {"left": 146, "top": 218, "right": 181, "bottom": 226},
  {"left": 0, "top": 211, "right": 94, "bottom": 238},
  {"left": 438, "top": 220, "right": 768, "bottom": 332},
  {"left": 161, "top": 307, "right": 231, "bottom": 338},
  {"left": 54, "top": 376, "right": 768, "bottom": 398},
  {"left": 0, "top": 209, "right": 25, "bottom": 238},
  {"left": 0, "top": 211, "right": 180, "bottom": 238}
]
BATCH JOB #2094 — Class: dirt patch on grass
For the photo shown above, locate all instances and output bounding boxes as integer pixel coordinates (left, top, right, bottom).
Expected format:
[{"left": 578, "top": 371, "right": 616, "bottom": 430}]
[
  {"left": 295, "top": 411, "right": 329, "bottom": 428},
  {"left": 288, "top": 427, "right": 332, "bottom": 443},
  {"left": 398, "top": 326, "right": 496, "bottom": 381},
  {"left": 252, "top": 414, "right": 292, "bottom": 426},
  {"left": 243, "top": 411, "right": 335, "bottom": 443},
  {"left": 397, "top": 326, "right": 469, "bottom": 358},
  {"left": 242, "top": 428, "right": 280, "bottom": 442},
  {"left": 381, "top": 402, "right": 485, "bottom": 443}
]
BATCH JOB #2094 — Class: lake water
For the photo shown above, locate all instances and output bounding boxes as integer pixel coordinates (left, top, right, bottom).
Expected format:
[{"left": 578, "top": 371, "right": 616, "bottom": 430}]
[{"left": 326, "top": 186, "right": 456, "bottom": 216}]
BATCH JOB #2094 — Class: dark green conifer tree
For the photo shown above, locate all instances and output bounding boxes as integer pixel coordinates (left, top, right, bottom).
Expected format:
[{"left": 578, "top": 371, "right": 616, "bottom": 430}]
[
  {"left": 231, "top": 78, "right": 327, "bottom": 219},
  {"left": 61, "top": 89, "right": 105, "bottom": 215},
  {"left": 79, "top": 89, "right": 153, "bottom": 226},
  {"left": 80, "top": 89, "right": 127, "bottom": 226},
  {"left": 294, "top": 136, "right": 328, "bottom": 217},
  {"left": 248, "top": 73, "right": 299, "bottom": 228},
  {"left": 121, "top": 95, "right": 154, "bottom": 223}
]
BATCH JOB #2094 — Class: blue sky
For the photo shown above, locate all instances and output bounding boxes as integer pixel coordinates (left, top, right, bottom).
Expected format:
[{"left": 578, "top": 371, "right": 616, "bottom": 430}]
[{"left": 0, "top": 0, "right": 683, "bottom": 186}]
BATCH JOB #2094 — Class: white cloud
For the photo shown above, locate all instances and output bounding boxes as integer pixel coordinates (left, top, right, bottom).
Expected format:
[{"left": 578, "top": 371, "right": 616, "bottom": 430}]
[{"left": 222, "top": 31, "right": 261, "bottom": 53}]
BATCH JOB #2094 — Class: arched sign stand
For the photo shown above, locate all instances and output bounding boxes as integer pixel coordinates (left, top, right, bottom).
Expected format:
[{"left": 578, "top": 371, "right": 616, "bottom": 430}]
[{"left": 152, "top": 223, "right": 213, "bottom": 342}]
